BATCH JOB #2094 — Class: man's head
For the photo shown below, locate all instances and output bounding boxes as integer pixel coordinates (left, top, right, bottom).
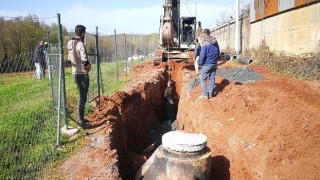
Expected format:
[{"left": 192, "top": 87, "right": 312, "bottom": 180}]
[
  {"left": 39, "top": 40, "right": 44, "bottom": 45},
  {"left": 202, "top": 28, "right": 210, "bottom": 38},
  {"left": 75, "top": 24, "right": 86, "bottom": 38}
]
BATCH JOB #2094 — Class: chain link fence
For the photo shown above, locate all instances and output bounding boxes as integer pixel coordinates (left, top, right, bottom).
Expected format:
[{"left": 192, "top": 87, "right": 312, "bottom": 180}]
[
  {"left": 85, "top": 29, "right": 101, "bottom": 103},
  {"left": 0, "top": 51, "right": 35, "bottom": 73},
  {"left": 0, "top": 16, "right": 158, "bottom": 178},
  {"left": 0, "top": 42, "right": 58, "bottom": 179},
  {"left": 0, "top": 14, "right": 66, "bottom": 179}
]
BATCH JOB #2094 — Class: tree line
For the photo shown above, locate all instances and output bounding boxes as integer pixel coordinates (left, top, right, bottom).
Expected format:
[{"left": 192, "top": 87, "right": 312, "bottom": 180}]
[
  {"left": 0, "top": 15, "right": 68, "bottom": 73},
  {"left": 0, "top": 14, "right": 160, "bottom": 73}
]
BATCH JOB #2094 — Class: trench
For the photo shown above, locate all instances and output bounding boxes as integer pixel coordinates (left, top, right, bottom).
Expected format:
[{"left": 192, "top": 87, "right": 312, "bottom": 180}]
[
  {"left": 96, "top": 61, "right": 187, "bottom": 179},
  {"left": 90, "top": 60, "right": 264, "bottom": 179},
  {"left": 87, "top": 58, "right": 320, "bottom": 179}
]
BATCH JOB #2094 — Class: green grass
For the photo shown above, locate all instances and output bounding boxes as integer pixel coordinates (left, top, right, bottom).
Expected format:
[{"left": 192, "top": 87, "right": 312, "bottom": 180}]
[
  {"left": 0, "top": 74, "right": 58, "bottom": 179},
  {"left": 100, "top": 60, "right": 141, "bottom": 96},
  {"left": 0, "top": 60, "right": 144, "bottom": 179},
  {"left": 0, "top": 72, "right": 86, "bottom": 179}
]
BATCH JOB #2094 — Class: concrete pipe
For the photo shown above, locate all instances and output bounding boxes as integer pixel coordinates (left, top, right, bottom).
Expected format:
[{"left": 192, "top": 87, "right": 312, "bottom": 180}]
[
  {"left": 225, "top": 54, "right": 231, "bottom": 61},
  {"left": 219, "top": 52, "right": 226, "bottom": 59},
  {"left": 136, "top": 130, "right": 211, "bottom": 180},
  {"left": 232, "top": 55, "right": 238, "bottom": 60},
  {"left": 237, "top": 55, "right": 253, "bottom": 65}
]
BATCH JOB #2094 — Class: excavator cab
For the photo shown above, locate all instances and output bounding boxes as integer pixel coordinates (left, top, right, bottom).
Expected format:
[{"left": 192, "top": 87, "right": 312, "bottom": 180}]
[{"left": 180, "top": 17, "right": 196, "bottom": 48}]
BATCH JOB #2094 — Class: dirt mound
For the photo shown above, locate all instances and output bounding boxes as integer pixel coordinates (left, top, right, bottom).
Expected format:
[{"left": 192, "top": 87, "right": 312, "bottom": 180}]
[{"left": 178, "top": 63, "right": 320, "bottom": 179}]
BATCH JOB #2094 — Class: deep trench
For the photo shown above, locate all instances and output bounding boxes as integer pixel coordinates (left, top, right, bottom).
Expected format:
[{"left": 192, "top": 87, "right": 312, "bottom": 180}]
[
  {"left": 108, "top": 61, "right": 185, "bottom": 179},
  {"left": 94, "top": 60, "right": 270, "bottom": 179}
]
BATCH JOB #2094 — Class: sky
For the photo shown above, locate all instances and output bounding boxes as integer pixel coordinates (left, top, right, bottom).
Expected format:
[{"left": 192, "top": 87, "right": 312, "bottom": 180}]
[{"left": 0, "top": 0, "right": 250, "bottom": 35}]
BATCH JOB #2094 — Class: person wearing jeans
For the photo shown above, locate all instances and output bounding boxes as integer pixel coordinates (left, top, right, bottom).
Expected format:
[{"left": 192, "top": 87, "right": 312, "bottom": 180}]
[
  {"left": 198, "top": 29, "right": 220, "bottom": 99},
  {"left": 67, "top": 24, "right": 91, "bottom": 127},
  {"left": 200, "top": 65, "right": 217, "bottom": 98}
]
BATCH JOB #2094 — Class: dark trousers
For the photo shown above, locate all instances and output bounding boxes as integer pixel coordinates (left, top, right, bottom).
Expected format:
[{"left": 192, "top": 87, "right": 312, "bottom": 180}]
[
  {"left": 166, "top": 100, "right": 174, "bottom": 121},
  {"left": 73, "top": 74, "right": 89, "bottom": 122}
]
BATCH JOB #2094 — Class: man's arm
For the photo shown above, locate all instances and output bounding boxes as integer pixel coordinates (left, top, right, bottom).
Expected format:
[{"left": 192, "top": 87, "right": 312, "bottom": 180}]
[
  {"left": 198, "top": 44, "right": 206, "bottom": 66},
  {"left": 79, "top": 42, "right": 90, "bottom": 66}
]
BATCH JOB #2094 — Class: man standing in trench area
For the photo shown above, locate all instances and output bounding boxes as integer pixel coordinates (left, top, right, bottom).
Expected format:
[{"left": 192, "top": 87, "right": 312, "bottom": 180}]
[
  {"left": 164, "top": 80, "right": 174, "bottom": 121},
  {"left": 67, "top": 24, "right": 91, "bottom": 127},
  {"left": 198, "top": 28, "right": 220, "bottom": 99}
]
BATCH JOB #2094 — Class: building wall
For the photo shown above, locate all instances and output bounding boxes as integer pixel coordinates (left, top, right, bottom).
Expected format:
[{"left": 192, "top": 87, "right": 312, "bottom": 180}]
[
  {"left": 212, "top": 2, "right": 320, "bottom": 55},
  {"left": 211, "top": 21, "right": 235, "bottom": 51},
  {"left": 250, "top": 2, "right": 320, "bottom": 54},
  {"left": 251, "top": 0, "right": 319, "bottom": 22}
]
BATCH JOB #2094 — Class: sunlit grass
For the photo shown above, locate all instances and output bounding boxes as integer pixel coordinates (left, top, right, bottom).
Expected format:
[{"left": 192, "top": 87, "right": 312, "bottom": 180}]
[{"left": 0, "top": 59, "right": 145, "bottom": 178}]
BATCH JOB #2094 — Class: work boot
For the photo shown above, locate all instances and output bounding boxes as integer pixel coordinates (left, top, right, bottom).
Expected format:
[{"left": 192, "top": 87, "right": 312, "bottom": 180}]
[
  {"left": 78, "top": 119, "right": 90, "bottom": 129},
  {"left": 198, "top": 95, "right": 209, "bottom": 100}
]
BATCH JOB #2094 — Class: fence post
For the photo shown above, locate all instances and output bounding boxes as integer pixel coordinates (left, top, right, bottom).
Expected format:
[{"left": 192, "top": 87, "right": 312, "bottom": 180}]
[
  {"left": 56, "top": 14, "right": 62, "bottom": 147},
  {"left": 56, "top": 13, "right": 67, "bottom": 146},
  {"left": 131, "top": 34, "right": 133, "bottom": 68},
  {"left": 137, "top": 34, "right": 140, "bottom": 56},
  {"left": 124, "top": 33, "right": 127, "bottom": 76},
  {"left": 95, "top": 26, "right": 101, "bottom": 98},
  {"left": 114, "top": 29, "right": 119, "bottom": 82}
]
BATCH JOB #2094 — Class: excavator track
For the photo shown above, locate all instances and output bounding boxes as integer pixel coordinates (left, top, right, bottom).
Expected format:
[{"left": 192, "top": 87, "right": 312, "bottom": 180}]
[{"left": 153, "top": 48, "right": 194, "bottom": 66}]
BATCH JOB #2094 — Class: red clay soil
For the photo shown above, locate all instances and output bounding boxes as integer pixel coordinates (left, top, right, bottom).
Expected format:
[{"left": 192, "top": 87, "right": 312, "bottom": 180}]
[
  {"left": 52, "top": 63, "right": 167, "bottom": 179},
  {"left": 52, "top": 61, "right": 320, "bottom": 179},
  {"left": 177, "top": 62, "right": 320, "bottom": 179}
]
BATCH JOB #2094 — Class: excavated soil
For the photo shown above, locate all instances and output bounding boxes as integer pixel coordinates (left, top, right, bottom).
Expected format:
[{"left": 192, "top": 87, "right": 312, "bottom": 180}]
[{"left": 53, "top": 61, "right": 320, "bottom": 179}]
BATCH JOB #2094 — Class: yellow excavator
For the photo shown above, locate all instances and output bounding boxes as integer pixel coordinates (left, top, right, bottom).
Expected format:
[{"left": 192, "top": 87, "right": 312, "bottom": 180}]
[{"left": 154, "top": 0, "right": 200, "bottom": 65}]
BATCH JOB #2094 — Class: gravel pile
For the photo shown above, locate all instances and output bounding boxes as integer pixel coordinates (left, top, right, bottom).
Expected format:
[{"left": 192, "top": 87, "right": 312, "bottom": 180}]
[
  {"left": 187, "top": 78, "right": 200, "bottom": 92},
  {"left": 187, "top": 67, "right": 263, "bottom": 91},
  {"left": 216, "top": 67, "right": 263, "bottom": 84}
]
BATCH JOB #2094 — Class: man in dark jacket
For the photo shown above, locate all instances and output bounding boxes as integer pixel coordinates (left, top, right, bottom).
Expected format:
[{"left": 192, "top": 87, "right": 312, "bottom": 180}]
[
  {"left": 198, "top": 28, "right": 220, "bottom": 99},
  {"left": 32, "top": 40, "right": 46, "bottom": 79}
]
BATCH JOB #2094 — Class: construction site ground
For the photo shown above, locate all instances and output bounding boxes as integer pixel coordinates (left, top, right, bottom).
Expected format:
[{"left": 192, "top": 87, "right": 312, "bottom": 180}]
[{"left": 52, "top": 60, "right": 320, "bottom": 179}]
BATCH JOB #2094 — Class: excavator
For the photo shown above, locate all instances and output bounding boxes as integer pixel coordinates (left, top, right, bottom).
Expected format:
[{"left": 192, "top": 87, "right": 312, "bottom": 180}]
[{"left": 153, "top": 0, "right": 199, "bottom": 65}]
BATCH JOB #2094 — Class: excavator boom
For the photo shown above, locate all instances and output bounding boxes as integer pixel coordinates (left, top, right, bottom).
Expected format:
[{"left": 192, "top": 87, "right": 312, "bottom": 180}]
[{"left": 154, "top": 0, "right": 198, "bottom": 65}]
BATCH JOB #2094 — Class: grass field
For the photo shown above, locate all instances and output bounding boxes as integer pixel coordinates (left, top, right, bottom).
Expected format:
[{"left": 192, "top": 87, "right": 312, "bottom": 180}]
[
  {"left": 0, "top": 59, "right": 143, "bottom": 178},
  {"left": 0, "top": 73, "right": 59, "bottom": 179}
]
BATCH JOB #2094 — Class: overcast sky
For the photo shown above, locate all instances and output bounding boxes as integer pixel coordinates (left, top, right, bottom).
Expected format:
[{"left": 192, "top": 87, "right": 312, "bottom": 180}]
[{"left": 0, "top": 0, "right": 250, "bottom": 35}]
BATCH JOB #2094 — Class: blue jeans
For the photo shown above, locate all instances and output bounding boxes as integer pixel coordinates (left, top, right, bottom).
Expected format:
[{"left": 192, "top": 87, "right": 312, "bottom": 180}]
[
  {"left": 73, "top": 74, "right": 89, "bottom": 122},
  {"left": 200, "top": 64, "right": 217, "bottom": 97}
]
